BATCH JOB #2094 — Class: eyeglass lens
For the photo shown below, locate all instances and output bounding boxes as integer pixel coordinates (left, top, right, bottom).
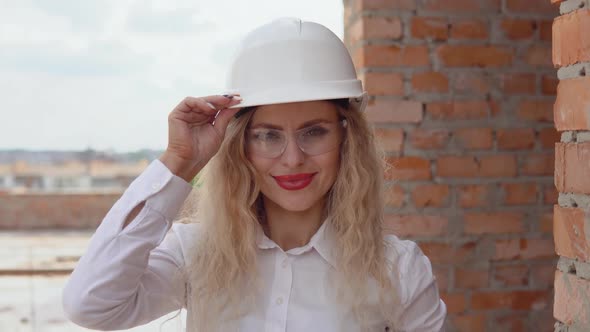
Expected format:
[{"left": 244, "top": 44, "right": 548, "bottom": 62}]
[{"left": 246, "top": 122, "right": 343, "bottom": 158}]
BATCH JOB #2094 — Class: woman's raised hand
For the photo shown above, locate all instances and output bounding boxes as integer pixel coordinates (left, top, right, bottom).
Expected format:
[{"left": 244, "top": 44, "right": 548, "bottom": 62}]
[{"left": 159, "top": 95, "right": 242, "bottom": 182}]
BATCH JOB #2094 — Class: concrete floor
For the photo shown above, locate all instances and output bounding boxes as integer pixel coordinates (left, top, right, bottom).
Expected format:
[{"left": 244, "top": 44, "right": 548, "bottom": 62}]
[{"left": 0, "top": 231, "right": 185, "bottom": 332}]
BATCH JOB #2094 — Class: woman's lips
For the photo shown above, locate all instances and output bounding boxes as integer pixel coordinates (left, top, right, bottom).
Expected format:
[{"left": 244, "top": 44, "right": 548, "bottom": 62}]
[{"left": 272, "top": 173, "right": 316, "bottom": 191}]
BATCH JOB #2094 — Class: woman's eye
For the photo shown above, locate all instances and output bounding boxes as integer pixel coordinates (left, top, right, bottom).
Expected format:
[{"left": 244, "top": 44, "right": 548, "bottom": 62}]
[
  {"left": 252, "top": 130, "right": 282, "bottom": 141},
  {"left": 302, "top": 126, "right": 328, "bottom": 137}
]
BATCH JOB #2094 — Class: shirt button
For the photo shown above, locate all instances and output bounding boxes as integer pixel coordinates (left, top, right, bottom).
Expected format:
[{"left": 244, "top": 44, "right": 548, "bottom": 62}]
[
  {"left": 151, "top": 183, "right": 160, "bottom": 191},
  {"left": 281, "top": 259, "right": 288, "bottom": 268},
  {"left": 276, "top": 297, "right": 283, "bottom": 305}
]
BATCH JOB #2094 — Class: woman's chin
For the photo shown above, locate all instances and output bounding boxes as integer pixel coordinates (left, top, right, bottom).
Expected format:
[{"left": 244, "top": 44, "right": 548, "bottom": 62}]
[{"left": 274, "top": 199, "right": 316, "bottom": 213}]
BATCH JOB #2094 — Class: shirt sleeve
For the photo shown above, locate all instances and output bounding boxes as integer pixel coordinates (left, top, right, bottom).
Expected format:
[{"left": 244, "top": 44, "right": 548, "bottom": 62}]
[
  {"left": 62, "top": 158, "right": 194, "bottom": 331},
  {"left": 394, "top": 238, "right": 447, "bottom": 332}
]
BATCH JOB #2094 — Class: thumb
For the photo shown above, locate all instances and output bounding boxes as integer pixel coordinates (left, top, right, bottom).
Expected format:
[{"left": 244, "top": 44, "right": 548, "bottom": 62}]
[{"left": 213, "top": 107, "right": 241, "bottom": 136}]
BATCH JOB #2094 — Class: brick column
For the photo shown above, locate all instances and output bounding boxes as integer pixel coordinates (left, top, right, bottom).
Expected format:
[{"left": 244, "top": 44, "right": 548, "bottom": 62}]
[
  {"left": 343, "top": 0, "right": 559, "bottom": 330},
  {"left": 552, "top": 1, "right": 590, "bottom": 331}
]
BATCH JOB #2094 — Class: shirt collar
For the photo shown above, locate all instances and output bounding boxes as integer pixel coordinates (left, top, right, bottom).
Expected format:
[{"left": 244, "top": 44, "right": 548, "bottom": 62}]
[{"left": 255, "top": 218, "right": 337, "bottom": 268}]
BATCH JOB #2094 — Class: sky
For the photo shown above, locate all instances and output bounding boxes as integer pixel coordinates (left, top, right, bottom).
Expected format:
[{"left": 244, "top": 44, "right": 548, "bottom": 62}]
[{"left": 0, "top": 0, "right": 344, "bottom": 152}]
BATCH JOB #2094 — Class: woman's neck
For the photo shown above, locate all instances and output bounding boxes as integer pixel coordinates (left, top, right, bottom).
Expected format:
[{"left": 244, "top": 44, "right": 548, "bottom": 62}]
[{"left": 262, "top": 196, "right": 325, "bottom": 251}]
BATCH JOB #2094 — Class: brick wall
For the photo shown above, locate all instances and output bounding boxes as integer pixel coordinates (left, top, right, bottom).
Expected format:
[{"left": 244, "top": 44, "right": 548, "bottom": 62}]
[
  {"left": 343, "top": 0, "right": 559, "bottom": 330},
  {"left": 552, "top": 0, "right": 590, "bottom": 331},
  {"left": 0, "top": 194, "right": 119, "bottom": 229}
]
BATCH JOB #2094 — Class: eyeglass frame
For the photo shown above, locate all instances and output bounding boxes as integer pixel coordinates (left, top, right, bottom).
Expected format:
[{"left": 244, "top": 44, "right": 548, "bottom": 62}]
[{"left": 244, "top": 118, "right": 348, "bottom": 159}]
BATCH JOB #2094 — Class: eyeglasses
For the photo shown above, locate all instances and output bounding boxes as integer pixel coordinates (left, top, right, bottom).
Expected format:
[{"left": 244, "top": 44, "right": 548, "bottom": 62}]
[{"left": 245, "top": 120, "right": 346, "bottom": 159}]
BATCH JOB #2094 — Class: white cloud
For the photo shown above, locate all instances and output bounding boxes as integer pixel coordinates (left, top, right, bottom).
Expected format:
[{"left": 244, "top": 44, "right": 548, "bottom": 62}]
[{"left": 0, "top": 0, "right": 344, "bottom": 152}]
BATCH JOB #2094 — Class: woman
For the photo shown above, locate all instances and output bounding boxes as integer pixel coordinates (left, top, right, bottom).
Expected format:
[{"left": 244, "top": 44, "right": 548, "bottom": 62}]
[{"left": 62, "top": 18, "right": 446, "bottom": 331}]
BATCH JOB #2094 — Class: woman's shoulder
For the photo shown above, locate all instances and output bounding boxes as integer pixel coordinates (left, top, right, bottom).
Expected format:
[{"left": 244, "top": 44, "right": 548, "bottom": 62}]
[
  {"left": 382, "top": 234, "right": 437, "bottom": 303},
  {"left": 165, "top": 221, "right": 203, "bottom": 262},
  {"left": 170, "top": 221, "right": 202, "bottom": 243},
  {"left": 383, "top": 234, "right": 425, "bottom": 264}
]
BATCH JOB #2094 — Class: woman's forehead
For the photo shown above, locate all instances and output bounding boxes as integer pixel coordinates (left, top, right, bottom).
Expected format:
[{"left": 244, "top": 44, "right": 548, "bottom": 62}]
[{"left": 249, "top": 101, "right": 339, "bottom": 126}]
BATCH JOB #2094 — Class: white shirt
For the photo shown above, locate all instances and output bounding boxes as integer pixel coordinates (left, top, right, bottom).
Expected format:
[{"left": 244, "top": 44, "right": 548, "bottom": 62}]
[{"left": 62, "top": 159, "right": 446, "bottom": 331}]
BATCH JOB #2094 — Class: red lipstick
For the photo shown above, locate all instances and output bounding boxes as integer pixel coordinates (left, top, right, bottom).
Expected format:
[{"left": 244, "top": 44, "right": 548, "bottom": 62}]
[{"left": 272, "top": 173, "right": 316, "bottom": 191}]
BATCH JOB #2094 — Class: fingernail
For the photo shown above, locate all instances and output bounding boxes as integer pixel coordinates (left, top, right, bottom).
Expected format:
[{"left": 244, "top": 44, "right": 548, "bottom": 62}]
[
  {"left": 222, "top": 94, "right": 234, "bottom": 99},
  {"left": 205, "top": 102, "right": 216, "bottom": 110},
  {"left": 233, "top": 96, "right": 243, "bottom": 101}
]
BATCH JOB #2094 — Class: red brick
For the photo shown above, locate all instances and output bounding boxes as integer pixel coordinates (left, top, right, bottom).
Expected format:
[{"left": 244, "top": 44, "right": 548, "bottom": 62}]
[
  {"left": 366, "top": 100, "right": 423, "bottom": 123},
  {"left": 383, "top": 214, "right": 448, "bottom": 237},
  {"left": 426, "top": 100, "right": 491, "bottom": 120},
  {"left": 450, "top": 19, "right": 489, "bottom": 40},
  {"left": 521, "top": 153, "right": 554, "bottom": 176},
  {"left": 554, "top": 76, "right": 590, "bottom": 131},
  {"left": 433, "top": 267, "right": 449, "bottom": 290},
  {"left": 440, "top": 292, "right": 467, "bottom": 314},
  {"left": 411, "top": 17, "right": 448, "bottom": 40},
  {"left": 452, "top": 314, "right": 486, "bottom": 332},
  {"left": 553, "top": 9, "right": 590, "bottom": 67},
  {"left": 517, "top": 100, "right": 554, "bottom": 123},
  {"left": 493, "top": 313, "right": 527, "bottom": 332},
  {"left": 493, "top": 264, "right": 529, "bottom": 287},
  {"left": 411, "top": 184, "right": 450, "bottom": 208},
  {"left": 420, "top": 241, "right": 479, "bottom": 264},
  {"left": 385, "top": 156, "right": 431, "bottom": 180},
  {"left": 530, "top": 264, "right": 556, "bottom": 288},
  {"left": 553, "top": 205, "right": 590, "bottom": 261},
  {"left": 541, "top": 75, "right": 558, "bottom": 95},
  {"left": 373, "top": 127, "right": 404, "bottom": 153},
  {"left": 409, "top": 129, "right": 450, "bottom": 149},
  {"left": 355, "top": 45, "right": 430, "bottom": 68},
  {"left": 497, "top": 128, "right": 535, "bottom": 150},
  {"left": 411, "top": 71, "right": 449, "bottom": 93},
  {"left": 452, "top": 72, "right": 491, "bottom": 94},
  {"left": 437, "top": 155, "right": 517, "bottom": 178},
  {"left": 349, "top": 16, "right": 403, "bottom": 45},
  {"left": 540, "top": 211, "right": 553, "bottom": 234},
  {"left": 526, "top": 45, "right": 553, "bottom": 67},
  {"left": 457, "top": 184, "right": 490, "bottom": 208},
  {"left": 472, "top": 290, "right": 550, "bottom": 310},
  {"left": 455, "top": 267, "right": 489, "bottom": 289},
  {"left": 421, "top": 0, "right": 500, "bottom": 13},
  {"left": 539, "top": 20, "right": 552, "bottom": 42},
  {"left": 554, "top": 271, "right": 590, "bottom": 327},
  {"left": 555, "top": 143, "right": 590, "bottom": 193},
  {"left": 454, "top": 128, "right": 493, "bottom": 150},
  {"left": 344, "top": 3, "right": 353, "bottom": 25},
  {"left": 361, "top": 72, "right": 404, "bottom": 96},
  {"left": 493, "top": 238, "right": 555, "bottom": 260},
  {"left": 464, "top": 212, "right": 525, "bottom": 234},
  {"left": 357, "top": 0, "right": 417, "bottom": 11},
  {"left": 437, "top": 45, "right": 513, "bottom": 67},
  {"left": 543, "top": 186, "right": 558, "bottom": 205},
  {"left": 500, "top": 19, "right": 536, "bottom": 40},
  {"left": 501, "top": 183, "right": 538, "bottom": 205},
  {"left": 506, "top": 0, "right": 558, "bottom": 15},
  {"left": 384, "top": 185, "right": 405, "bottom": 208},
  {"left": 502, "top": 73, "right": 536, "bottom": 95},
  {"left": 539, "top": 127, "right": 559, "bottom": 149}
]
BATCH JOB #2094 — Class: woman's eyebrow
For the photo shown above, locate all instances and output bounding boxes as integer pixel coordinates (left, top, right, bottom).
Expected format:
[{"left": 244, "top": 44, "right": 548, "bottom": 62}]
[{"left": 249, "top": 119, "right": 332, "bottom": 130}]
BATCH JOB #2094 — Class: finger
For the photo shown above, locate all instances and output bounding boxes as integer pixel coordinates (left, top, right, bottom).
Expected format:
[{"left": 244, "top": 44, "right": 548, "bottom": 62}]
[
  {"left": 213, "top": 107, "right": 241, "bottom": 135},
  {"left": 172, "top": 96, "right": 220, "bottom": 115},
  {"left": 202, "top": 94, "right": 242, "bottom": 108},
  {"left": 172, "top": 110, "right": 213, "bottom": 125}
]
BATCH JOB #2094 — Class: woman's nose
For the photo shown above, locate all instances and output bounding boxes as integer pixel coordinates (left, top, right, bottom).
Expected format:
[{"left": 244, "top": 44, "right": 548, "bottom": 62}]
[{"left": 280, "top": 137, "right": 305, "bottom": 167}]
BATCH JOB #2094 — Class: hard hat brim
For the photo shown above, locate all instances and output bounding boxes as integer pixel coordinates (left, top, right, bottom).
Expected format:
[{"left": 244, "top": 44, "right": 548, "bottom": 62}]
[{"left": 225, "top": 79, "right": 367, "bottom": 112}]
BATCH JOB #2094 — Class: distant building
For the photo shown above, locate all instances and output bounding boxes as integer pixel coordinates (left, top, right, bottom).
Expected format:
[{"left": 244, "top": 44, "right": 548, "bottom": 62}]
[{"left": 0, "top": 159, "right": 150, "bottom": 194}]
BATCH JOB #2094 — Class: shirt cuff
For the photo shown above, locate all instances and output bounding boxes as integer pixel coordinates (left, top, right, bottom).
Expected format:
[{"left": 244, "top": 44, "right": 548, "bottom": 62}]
[
  {"left": 144, "top": 159, "right": 194, "bottom": 222},
  {"left": 121, "top": 158, "right": 194, "bottom": 224}
]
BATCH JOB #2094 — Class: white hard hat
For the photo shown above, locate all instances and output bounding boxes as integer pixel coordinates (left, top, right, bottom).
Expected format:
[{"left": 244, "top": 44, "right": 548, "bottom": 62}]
[{"left": 225, "top": 17, "right": 368, "bottom": 112}]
